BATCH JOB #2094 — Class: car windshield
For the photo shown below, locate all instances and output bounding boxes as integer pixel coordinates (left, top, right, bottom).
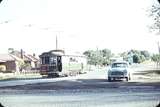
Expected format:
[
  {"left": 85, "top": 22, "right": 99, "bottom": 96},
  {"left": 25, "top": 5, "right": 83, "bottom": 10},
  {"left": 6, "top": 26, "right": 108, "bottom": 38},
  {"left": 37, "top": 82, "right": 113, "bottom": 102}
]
[{"left": 112, "top": 63, "right": 128, "bottom": 68}]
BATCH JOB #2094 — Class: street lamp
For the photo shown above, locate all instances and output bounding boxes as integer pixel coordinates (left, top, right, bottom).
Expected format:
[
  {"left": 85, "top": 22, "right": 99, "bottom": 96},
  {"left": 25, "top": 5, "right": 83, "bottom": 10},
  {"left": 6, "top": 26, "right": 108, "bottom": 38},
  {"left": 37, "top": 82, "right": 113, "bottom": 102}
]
[{"left": 158, "top": 41, "right": 160, "bottom": 54}]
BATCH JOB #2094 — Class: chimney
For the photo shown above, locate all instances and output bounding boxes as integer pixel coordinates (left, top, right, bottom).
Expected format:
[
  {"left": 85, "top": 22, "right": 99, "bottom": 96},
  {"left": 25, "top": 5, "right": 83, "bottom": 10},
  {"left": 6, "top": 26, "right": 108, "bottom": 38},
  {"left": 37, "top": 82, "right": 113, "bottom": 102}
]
[
  {"left": 56, "top": 35, "right": 58, "bottom": 50},
  {"left": 33, "top": 53, "right": 36, "bottom": 57},
  {"left": 21, "top": 49, "right": 23, "bottom": 59}
]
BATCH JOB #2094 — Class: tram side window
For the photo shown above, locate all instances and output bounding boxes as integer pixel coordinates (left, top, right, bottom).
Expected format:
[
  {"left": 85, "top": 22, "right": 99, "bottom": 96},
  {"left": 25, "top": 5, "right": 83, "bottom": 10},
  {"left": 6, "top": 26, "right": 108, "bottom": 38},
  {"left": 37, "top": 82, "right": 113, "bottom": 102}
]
[
  {"left": 41, "top": 57, "right": 45, "bottom": 64},
  {"left": 45, "top": 57, "right": 50, "bottom": 64}
]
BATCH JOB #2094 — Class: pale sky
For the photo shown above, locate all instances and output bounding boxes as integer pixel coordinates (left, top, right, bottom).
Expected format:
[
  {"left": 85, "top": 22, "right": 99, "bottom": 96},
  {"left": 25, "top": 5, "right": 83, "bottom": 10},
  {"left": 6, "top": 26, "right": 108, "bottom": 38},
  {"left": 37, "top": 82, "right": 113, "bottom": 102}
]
[{"left": 0, "top": 0, "right": 160, "bottom": 55}]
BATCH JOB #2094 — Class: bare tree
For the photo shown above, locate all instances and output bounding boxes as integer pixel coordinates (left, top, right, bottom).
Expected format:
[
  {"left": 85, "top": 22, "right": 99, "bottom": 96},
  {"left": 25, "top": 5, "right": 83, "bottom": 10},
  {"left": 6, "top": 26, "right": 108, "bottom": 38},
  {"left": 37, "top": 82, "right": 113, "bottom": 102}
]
[
  {"left": 149, "top": 0, "right": 160, "bottom": 61},
  {"left": 149, "top": 2, "right": 160, "bottom": 34}
]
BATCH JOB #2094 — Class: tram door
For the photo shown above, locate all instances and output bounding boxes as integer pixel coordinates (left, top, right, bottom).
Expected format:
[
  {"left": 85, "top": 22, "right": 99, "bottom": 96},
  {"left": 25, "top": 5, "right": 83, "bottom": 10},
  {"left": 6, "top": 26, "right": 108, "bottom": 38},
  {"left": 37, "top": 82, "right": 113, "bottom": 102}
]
[
  {"left": 49, "top": 56, "right": 57, "bottom": 72},
  {"left": 57, "top": 56, "right": 62, "bottom": 72}
]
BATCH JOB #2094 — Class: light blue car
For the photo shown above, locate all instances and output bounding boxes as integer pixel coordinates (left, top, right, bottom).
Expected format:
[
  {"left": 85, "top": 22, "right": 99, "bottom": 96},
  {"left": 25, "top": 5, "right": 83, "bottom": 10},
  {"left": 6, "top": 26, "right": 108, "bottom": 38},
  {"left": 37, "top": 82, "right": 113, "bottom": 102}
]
[{"left": 108, "top": 61, "right": 131, "bottom": 82}]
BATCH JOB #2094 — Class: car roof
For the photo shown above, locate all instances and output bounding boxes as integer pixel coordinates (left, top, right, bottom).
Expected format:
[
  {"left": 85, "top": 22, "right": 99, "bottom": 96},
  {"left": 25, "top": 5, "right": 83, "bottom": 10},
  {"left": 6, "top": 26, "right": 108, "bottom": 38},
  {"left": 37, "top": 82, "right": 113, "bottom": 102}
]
[{"left": 112, "top": 61, "right": 129, "bottom": 64}]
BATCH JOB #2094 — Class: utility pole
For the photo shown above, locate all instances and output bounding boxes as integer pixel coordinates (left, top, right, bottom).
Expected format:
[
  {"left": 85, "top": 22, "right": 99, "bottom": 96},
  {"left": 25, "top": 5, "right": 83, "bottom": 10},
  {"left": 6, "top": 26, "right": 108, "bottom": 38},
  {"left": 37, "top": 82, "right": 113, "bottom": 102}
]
[
  {"left": 56, "top": 35, "right": 58, "bottom": 50},
  {"left": 158, "top": 41, "right": 160, "bottom": 54},
  {"left": 54, "top": 31, "right": 63, "bottom": 50}
]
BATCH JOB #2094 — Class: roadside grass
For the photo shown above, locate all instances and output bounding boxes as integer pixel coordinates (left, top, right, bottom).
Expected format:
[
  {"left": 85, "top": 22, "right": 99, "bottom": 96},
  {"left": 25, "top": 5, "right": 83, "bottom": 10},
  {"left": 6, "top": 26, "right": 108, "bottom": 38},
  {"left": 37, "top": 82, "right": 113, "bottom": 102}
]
[
  {"left": 132, "top": 70, "right": 160, "bottom": 81},
  {"left": 133, "top": 70, "right": 160, "bottom": 75},
  {"left": 146, "top": 70, "right": 160, "bottom": 75},
  {"left": 0, "top": 73, "right": 42, "bottom": 81},
  {"left": 0, "top": 70, "right": 88, "bottom": 81}
]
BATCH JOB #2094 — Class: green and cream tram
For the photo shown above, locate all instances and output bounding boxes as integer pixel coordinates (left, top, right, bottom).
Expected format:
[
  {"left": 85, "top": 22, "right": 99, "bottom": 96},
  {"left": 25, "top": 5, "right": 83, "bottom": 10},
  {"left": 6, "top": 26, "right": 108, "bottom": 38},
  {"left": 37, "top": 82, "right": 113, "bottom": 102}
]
[{"left": 39, "top": 50, "right": 87, "bottom": 77}]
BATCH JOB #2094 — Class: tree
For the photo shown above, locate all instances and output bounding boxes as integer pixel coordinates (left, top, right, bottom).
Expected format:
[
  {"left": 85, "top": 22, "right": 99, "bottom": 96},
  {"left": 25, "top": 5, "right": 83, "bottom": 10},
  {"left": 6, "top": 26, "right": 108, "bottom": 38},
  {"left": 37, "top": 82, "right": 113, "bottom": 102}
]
[
  {"left": 148, "top": 0, "right": 160, "bottom": 66},
  {"left": 120, "top": 50, "right": 151, "bottom": 64},
  {"left": 140, "top": 50, "right": 150, "bottom": 60},
  {"left": 83, "top": 50, "right": 92, "bottom": 58},
  {"left": 101, "top": 49, "right": 111, "bottom": 58},
  {"left": 8, "top": 48, "right": 14, "bottom": 54},
  {"left": 101, "top": 49, "right": 113, "bottom": 65},
  {"left": 133, "top": 54, "right": 140, "bottom": 63},
  {"left": 152, "top": 54, "right": 160, "bottom": 62},
  {"left": 151, "top": 54, "right": 160, "bottom": 67},
  {"left": 83, "top": 50, "right": 97, "bottom": 65},
  {"left": 119, "top": 52, "right": 128, "bottom": 61},
  {"left": 139, "top": 55, "right": 146, "bottom": 62},
  {"left": 83, "top": 49, "right": 113, "bottom": 66},
  {"left": 149, "top": 1, "right": 160, "bottom": 34}
]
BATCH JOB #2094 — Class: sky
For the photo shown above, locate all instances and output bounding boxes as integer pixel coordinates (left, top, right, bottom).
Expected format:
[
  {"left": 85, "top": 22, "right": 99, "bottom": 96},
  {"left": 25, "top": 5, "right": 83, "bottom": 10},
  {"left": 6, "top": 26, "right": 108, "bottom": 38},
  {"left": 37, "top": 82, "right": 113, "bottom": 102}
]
[{"left": 0, "top": 0, "right": 160, "bottom": 56}]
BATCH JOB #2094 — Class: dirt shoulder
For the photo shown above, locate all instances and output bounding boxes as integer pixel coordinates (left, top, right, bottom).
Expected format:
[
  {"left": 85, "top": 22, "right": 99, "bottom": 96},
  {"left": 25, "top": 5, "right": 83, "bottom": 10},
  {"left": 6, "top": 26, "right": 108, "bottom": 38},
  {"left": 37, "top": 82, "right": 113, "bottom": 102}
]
[{"left": 132, "top": 70, "right": 160, "bottom": 82}]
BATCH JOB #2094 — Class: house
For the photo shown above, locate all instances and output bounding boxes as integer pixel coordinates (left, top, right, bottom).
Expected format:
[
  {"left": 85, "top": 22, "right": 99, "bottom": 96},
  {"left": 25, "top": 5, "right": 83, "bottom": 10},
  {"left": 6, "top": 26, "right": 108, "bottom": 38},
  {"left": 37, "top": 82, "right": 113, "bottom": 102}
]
[
  {"left": 0, "top": 54, "right": 23, "bottom": 72},
  {"left": 10, "top": 49, "right": 40, "bottom": 70},
  {"left": 23, "top": 54, "right": 39, "bottom": 69},
  {"left": 0, "top": 48, "right": 40, "bottom": 72}
]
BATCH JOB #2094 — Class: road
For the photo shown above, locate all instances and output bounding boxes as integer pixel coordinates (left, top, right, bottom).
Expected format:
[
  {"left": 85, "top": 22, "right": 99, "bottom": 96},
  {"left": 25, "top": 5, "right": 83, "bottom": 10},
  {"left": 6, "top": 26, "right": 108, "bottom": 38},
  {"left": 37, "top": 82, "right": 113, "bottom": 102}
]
[{"left": 0, "top": 67, "right": 160, "bottom": 107}]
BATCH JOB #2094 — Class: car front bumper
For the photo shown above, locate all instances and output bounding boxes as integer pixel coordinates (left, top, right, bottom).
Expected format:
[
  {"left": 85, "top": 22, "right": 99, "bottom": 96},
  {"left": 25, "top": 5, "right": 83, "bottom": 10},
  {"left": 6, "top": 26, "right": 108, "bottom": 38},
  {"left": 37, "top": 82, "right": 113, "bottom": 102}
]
[{"left": 108, "top": 75, "right": 128, "bottom": 80}]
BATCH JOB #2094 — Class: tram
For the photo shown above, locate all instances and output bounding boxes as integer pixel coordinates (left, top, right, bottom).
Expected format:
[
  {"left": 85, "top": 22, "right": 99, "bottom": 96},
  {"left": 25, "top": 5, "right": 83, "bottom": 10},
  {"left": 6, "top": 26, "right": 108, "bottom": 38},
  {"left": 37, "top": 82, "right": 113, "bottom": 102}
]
[{"left": 39, "top": 50, "right": 87, "bottom": 77}]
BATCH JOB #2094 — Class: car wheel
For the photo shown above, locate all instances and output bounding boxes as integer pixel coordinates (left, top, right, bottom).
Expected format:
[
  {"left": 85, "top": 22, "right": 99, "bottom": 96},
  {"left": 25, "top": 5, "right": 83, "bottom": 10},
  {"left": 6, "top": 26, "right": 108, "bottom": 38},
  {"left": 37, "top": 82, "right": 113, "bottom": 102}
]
[
  {"left": 108, "top": 77, "right": 111, "bottom": 82},
  {"left": 129, "top": 75, "right": 131, "bottom": 80},
  {"left": 126, "top": 77, "right": 129, "bottom": 81},
  {"left": 128, "top": 73, "right": 131, "bottom": 80}
]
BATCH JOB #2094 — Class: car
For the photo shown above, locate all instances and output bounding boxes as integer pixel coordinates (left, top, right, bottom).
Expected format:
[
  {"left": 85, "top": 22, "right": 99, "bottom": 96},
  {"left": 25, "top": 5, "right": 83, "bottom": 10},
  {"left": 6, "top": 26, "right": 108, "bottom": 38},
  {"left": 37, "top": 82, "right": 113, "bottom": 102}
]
[{"left": 108, "top": 61, "right": 131, "bottom": 82}]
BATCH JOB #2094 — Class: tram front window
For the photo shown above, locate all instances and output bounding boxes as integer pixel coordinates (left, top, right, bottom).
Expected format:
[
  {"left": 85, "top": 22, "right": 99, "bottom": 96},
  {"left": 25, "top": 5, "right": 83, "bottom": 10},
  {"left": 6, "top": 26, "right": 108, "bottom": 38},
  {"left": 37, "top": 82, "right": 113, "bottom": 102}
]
[{"left": 50, "top": 57, "right": 57, "bottom": 64}]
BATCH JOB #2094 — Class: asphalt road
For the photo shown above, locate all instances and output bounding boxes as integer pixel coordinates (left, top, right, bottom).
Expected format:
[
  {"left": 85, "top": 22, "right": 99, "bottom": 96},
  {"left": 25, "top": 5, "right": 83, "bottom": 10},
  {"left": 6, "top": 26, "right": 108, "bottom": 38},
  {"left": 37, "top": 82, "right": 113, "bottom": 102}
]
[{"left": 0, "top": 68, "right": 160, "bottom": 107}]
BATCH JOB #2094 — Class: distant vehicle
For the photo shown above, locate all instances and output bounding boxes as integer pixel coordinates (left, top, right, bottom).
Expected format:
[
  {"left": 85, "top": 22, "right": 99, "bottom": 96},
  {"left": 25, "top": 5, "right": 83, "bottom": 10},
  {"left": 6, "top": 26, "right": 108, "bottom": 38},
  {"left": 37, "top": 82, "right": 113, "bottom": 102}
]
[
  {"left": 107, "top": 61, "right": 131, "bottom": 81},
  {"left": 39, "top": 50, "right": 87, "bottom": 77}
]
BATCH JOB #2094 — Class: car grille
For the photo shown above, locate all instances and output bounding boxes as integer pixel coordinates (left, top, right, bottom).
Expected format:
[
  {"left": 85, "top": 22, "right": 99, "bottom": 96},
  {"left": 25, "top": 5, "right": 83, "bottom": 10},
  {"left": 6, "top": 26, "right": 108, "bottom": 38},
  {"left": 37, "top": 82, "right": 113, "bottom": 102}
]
[{"left": 111, "top": 72, "right": 124, "bottom": 75}]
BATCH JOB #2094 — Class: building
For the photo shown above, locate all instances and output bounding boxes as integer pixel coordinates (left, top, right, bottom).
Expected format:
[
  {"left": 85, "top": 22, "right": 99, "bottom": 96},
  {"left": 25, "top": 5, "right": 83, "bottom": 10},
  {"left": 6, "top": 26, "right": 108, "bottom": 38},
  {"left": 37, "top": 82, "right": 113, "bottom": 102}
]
[
  {"left": 0, "top": 49, "right": 40, "bottom": 72},
  {"left": 10, "top": 49, "right": 40, "bottom": 70},
  {"left": 0, "top": 54, "right": 23, "bottom": 72}
]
